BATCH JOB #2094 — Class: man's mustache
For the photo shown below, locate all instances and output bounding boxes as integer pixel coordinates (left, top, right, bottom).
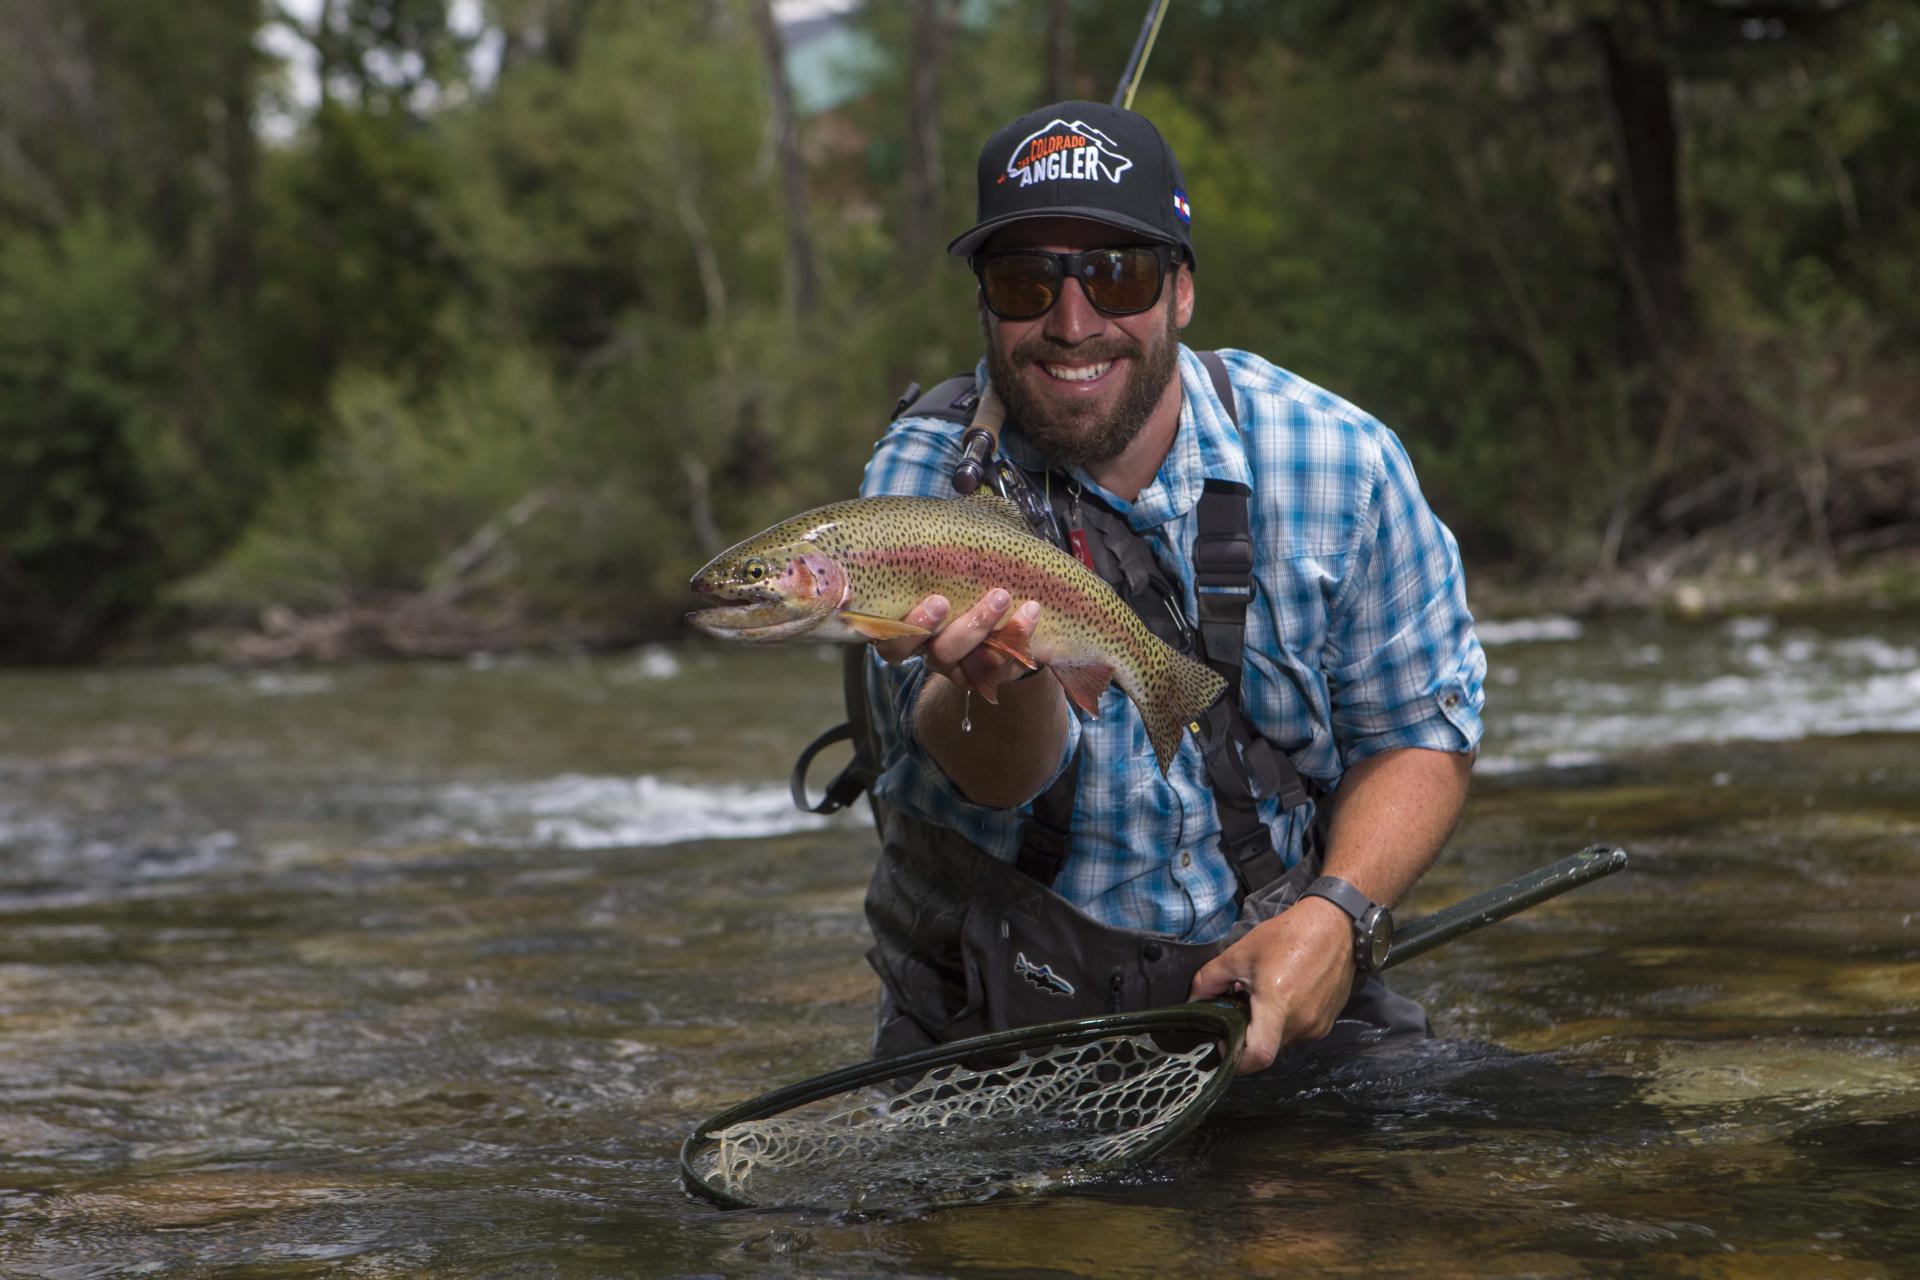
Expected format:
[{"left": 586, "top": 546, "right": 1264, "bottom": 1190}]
[{"left": 1011, "top": 336, "right": 1143, "bottom": 366}]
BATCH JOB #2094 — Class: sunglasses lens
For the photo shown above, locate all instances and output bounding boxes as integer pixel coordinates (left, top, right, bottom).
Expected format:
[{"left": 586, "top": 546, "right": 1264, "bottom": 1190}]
[
  {"left": 979, "top": 255, "right": 1060, "bottom": 320},
  {"left": 1077, "top": 248, "right": 1164, "bottom": 315},
  {"left": 978, "top": 248, "right": 1167, "bottom": 319}
]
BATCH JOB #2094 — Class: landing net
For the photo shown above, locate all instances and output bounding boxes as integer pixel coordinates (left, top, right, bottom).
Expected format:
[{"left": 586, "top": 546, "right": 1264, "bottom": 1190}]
[{"left": 682, "top": 1017, "right": 1238, "bottom": 1211}]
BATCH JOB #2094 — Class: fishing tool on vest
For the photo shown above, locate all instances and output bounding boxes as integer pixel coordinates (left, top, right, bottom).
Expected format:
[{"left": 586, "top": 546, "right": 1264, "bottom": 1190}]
[{"left": 679, "top": 845, "right": 1629, "bottom": 1212}]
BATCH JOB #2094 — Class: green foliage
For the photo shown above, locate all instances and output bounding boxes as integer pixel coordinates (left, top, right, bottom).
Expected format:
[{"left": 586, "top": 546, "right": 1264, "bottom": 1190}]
[
  {"left": 258, "top": 104, "right": 465, "bottom": 411},
  {"left": 0, "top": 215, "right": 167, "bottom": 654},
  {"left": 184, "top": 347, "right": 561, "bottom": 608},
  {"left": 6, "top": 0, "right": 1919, "bottom": 657}
]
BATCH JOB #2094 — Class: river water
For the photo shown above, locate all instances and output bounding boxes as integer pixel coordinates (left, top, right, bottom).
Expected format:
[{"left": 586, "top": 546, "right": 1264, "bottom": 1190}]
[{"left": 0, "top": 614, "right": 1916, "bottom": 1276}]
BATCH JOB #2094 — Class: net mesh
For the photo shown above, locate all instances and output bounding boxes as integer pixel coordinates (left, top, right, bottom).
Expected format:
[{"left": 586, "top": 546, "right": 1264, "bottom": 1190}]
[{"left": 687, "top": 1027, "right": 1228, "bottom": 1210}]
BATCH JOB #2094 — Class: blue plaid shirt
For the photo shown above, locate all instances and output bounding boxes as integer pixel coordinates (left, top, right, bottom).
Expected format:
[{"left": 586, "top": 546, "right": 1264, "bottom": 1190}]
[{"left": 860, "top": 346, "right": 1485, "bottom": 944}]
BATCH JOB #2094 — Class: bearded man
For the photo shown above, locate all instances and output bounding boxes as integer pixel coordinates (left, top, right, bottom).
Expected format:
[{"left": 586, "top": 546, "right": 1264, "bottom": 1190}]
[{"left": 852, "top": 101, "right": 1485, "bottom": 1074}]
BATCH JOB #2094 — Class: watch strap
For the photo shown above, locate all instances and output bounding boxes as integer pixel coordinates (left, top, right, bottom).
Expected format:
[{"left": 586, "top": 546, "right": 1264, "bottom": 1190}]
[{"left": 1302, "top": 875, "right": 1377, "bottom": 923}]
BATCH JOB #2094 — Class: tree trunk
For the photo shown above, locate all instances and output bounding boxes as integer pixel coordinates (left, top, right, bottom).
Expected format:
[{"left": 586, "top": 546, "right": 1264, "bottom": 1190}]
[
  {"left": 321, "top": 0, "right": 342, "bottom": 106},
  {"left": 904, "top": 0, "right": 952, "bottom": 264},
  {"left": 1043, "top": 0, "right": 1073, "bottom": 103},
  {"left": 1591, "top": 0, "right": 1695, "bottom": 366},
  {"left": 749, "top": 0, "right": 818, "bottom": 316},
  {"left": 215, "top": 53, "right": 257, "bottom": 317}
]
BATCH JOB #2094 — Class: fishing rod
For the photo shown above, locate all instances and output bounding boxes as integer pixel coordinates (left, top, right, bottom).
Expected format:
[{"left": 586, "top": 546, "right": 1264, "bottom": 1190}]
[
  {"left": 1112, "top": 0, "right": 1171, "bottom": 111},
  {"left": 950, "top": 0, "right": 1176, "bottom": 496}
]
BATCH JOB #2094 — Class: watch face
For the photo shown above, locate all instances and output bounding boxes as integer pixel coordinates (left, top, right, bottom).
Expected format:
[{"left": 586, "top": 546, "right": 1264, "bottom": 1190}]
[{"left": 1365, "top": 909, "right": 1393, "bottom": 971}]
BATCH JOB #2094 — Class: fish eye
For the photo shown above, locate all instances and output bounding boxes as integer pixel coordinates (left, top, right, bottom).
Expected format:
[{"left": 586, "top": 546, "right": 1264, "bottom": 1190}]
[{"left": 744, "top": 559, "right": 767, "bottom": 581}]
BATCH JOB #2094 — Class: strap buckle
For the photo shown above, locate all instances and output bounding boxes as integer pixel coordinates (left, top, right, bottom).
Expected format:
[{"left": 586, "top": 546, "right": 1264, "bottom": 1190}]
[
  {"left": 1216, "top": 820, "right": 1285, "bottom": 890},
  {"left": 1242, "top": 738, "right": 1309, "bottom": 809},
  {"left": 1192, "top": 533, "right": 1254, "bottom": 580}
]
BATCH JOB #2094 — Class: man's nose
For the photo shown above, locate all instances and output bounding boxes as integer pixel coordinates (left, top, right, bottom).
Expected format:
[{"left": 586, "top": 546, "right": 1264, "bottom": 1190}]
[{"left": 1041, "top": 275, "right": 1105, "bottom": 344}]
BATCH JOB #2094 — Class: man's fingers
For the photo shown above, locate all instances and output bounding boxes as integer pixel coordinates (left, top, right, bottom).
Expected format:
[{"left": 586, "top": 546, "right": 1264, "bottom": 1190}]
[
  {"left": 1188, "top": 956, "right": 1239, "bottom": 1002},
  {"left": 872, "top": 596, "right": 950, "bottom": 665},
  {"left": 1238, "top": 1008, "right": 1284, "bottom": 1075},
  {"left": 956, "top": 599, "right": 1042, "bottom": 700},
  {"left": 1192, "top": 956, "right": 1287, "bottom": 1075},
  {"left": 926, "top": 589, "right": 1012, "bottom": 668},
  {"left": 1000, "top": 599, "right": 1041, "bottom": 643}
]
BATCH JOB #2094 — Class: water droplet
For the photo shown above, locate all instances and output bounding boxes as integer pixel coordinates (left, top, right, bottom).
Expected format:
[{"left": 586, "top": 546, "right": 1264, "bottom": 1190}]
[{"left": 961, "top": 690, "right": 973, "bottom": 733}]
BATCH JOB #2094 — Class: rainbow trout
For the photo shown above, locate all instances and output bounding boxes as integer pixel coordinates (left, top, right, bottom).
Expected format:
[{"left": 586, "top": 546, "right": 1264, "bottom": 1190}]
[{"left": 687, "top": 491, "right": 1225, "bottom": 772}]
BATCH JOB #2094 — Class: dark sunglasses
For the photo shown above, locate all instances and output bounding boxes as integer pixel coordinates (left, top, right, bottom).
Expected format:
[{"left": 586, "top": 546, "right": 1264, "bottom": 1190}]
[{"left": 971, "top": 245, "right": 1177, "bottom": 321}]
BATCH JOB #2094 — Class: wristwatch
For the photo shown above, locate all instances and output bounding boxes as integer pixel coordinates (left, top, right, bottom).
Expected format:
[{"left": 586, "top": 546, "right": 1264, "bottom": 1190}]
[{"left": 1301, "top": 876, "right": 1394, "bottom": 973}]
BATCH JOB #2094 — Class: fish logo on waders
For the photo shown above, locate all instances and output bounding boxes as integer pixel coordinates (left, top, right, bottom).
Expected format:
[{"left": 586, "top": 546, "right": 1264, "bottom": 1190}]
[{"left": 1014, "top": 951, "right": 1075, "bottom": 997}]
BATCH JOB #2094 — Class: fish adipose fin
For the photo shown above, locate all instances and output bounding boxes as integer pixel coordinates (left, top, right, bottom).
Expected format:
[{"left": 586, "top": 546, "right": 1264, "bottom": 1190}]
[
  {"left": 1139, "top": 650, "right": 1229, "bottom": 773},
  {"left": 838, "top": 612, "right": 932, "bottom": 642},
  {"left": 1051, "top": 662, "right": 1114, "bottom": 718}
]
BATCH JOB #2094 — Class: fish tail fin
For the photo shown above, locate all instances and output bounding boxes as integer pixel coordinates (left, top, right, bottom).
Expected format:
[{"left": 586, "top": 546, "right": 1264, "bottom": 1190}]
[{"left": 1132, "top": 647, "right": 1228, "bottom": 774}]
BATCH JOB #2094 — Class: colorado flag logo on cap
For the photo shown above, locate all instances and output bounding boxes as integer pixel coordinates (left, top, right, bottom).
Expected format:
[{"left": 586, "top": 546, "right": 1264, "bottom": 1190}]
[
  {"left": 1004, "top": 119, "right": 1134, "bottom": 187},
  {"left": 1172, "top": 188, "right": 1191, "bottom": 223}
]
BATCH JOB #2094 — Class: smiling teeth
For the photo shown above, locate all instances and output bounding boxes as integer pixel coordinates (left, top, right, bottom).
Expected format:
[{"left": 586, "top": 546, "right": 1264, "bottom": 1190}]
[{"left": 1045, "top": 361, "right": 1112, "bottom": 382}]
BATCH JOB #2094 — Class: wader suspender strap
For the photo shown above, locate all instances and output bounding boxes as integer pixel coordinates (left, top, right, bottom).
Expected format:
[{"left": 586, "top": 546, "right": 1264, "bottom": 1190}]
[
  {"left": 792, "top": 646, "right": 884, "bottom": 817},
  {"left": 1042, "top": 482, "right": 1299, "bottom": 897}
]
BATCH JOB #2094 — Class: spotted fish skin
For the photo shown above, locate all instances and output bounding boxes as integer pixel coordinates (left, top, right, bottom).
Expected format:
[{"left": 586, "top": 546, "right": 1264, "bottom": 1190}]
[{"left": 687, "top": 491, "right": 1226, "bottom": 772}]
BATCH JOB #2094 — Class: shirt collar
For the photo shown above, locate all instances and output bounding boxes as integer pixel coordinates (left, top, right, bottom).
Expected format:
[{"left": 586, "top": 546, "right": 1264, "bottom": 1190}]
[{"left": 988, "top": 346, "right": 1249, "bottom": 532}]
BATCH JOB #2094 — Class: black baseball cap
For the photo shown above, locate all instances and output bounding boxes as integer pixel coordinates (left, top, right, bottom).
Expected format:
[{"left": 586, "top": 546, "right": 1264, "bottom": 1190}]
[{"left": 946, "top": 100, "right": 1197, "bottom": 268}]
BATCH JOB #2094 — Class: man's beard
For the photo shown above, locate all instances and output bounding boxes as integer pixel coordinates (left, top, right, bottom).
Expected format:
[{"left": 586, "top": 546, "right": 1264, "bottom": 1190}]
[{"left": 983, "top": 305, "right": 1180, "bottom": 472}]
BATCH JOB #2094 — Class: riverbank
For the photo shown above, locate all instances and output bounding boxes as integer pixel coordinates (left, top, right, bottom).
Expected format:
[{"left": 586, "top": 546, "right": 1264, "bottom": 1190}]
[
  {"left": 148, "top": 544, "right": 1920, "bottom": 667},
  {"left": 1471, "top": 545, "right": 1920, "bottom": 625}
]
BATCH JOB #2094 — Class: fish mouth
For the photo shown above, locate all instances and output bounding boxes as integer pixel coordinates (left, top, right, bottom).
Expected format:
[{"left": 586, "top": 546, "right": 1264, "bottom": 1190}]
[
  {"left": 685, "top": 600, "right": 832, "bottom": 643},
  {"left": 688, "top": 581, "right": 780, "bottom": 605}
]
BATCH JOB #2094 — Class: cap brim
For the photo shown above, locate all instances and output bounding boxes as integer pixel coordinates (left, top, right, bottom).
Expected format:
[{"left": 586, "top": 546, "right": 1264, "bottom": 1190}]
[{"left": 947, "top": 208, "right": 1183, "bottom": 260}]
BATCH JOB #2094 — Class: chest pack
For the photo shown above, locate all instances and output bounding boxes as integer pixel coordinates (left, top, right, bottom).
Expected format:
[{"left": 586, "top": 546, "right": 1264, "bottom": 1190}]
[{"left": 791, "top": 352, "right": 1322, "bottom": 900}]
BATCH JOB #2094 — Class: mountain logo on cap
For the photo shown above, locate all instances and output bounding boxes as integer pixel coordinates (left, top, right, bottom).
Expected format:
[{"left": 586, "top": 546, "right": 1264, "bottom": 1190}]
[{"left": 1003, "top": 119, "right": 1133, "bottom": 188}]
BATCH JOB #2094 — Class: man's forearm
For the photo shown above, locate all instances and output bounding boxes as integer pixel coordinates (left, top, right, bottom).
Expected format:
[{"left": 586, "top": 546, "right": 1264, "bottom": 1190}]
[
  {"left": 914, "top": 670, "right": 1069, "bottom": 808},
  {"left": 1190, "top": 743, "right": 1473, "bottom": 1071},
  {"left": 1318, "top": 746, "right": 1475, "bottom": 905}
]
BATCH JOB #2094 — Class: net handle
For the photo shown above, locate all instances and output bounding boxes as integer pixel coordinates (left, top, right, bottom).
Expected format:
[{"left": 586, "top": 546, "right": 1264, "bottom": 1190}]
[{"left": 1385, "top": 844, "right": 1628, "bottom": 969}]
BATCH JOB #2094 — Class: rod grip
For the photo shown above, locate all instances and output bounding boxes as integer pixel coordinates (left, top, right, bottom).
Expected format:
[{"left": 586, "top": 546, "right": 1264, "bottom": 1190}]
[
  {"left": 950, "top": 385, "right": 1008, "bottom": 495},
  {"left": 951, "top": 429, "right": 995, "bottom": 495}
]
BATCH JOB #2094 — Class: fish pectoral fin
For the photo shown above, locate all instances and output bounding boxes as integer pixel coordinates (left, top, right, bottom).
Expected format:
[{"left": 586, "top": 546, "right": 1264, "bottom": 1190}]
[
  {"left": 981, "top": 631, "right": 1040, "bottom": 671},
  {"left": 1051, "top": 662, "right": 1114, "bottom": 718},
  {"left": 837, "top": 611, "right": 933, "bottom": 642}
]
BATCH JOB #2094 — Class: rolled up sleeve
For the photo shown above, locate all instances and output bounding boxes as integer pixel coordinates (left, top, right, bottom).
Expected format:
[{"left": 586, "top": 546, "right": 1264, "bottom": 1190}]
[{"left": 1323, "top": 425, "right": 1486, "bottom": 767}]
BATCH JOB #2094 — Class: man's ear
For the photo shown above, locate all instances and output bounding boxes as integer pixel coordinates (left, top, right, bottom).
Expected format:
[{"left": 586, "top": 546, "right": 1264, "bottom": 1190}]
[{"left": 1173, "top": 263, "right": 1195, "bottom": 330}]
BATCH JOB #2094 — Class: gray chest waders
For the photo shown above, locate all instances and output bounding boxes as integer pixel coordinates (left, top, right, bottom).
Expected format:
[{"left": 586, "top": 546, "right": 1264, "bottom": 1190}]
[{"left": 791, "top": 353, "right": 1422, "bottom": 1058}]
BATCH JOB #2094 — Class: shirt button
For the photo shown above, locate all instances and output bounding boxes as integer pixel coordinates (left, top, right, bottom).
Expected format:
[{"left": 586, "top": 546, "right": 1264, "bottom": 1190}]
[
  {"left": 1180, "top": 851, "right": 1192, "bottom": 868},
  {"left": 1442, "top": 692, "right": 1460, "bottom": 709}
]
